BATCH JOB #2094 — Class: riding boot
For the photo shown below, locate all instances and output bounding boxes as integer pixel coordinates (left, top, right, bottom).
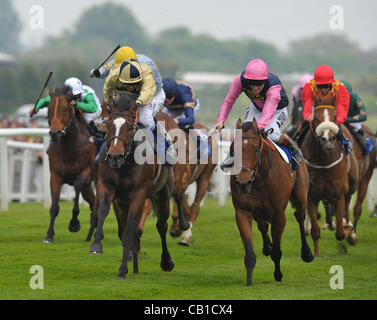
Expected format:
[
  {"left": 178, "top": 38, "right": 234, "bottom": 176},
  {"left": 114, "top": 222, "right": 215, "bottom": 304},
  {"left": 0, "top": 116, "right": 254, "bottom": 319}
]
[
  {"left": 336, "top": 126, "right": 352, "bottom": 155},
  {"left": 154, "top": 122, "right": 177, "bottom": 166},
  {"left": 278, "top": 133, "right": 303, "bottom": 171},
  {"left": 354, "top": 129, "right": 369, "bottom": 156},
  {"left": 220, "top": 142, "right": 234, "bottom": 172},
  {"left": 88, "top": 121, "right": 103, "bottom": 152}
]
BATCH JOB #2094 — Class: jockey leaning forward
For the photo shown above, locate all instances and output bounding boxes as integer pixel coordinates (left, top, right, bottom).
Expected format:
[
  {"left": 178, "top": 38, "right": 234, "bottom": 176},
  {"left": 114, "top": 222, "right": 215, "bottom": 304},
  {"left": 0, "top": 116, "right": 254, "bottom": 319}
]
[
  {"left": 91, "top": 46, "right": 165, "bottom": 113},
  {"left": 161, "top": 78, "right": 200, "bottom": 128},
  {"left": 103, "top": 58, "right": 176, "bottom": 164},
  {"left": 214, "top": 58, "right": 303, "bottom": 171},
  {"left": 29, "top": 77, "right": 103, "bottom": 143},
  {"left": 298, "top": 64, "right": 352, "bottom": 154}
]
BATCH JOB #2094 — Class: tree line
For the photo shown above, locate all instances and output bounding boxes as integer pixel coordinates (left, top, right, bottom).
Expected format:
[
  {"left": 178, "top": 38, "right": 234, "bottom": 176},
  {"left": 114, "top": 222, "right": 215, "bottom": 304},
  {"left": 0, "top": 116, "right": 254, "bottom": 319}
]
[{"left": 1, "top": 1, "right": 377, "bottom": 118}]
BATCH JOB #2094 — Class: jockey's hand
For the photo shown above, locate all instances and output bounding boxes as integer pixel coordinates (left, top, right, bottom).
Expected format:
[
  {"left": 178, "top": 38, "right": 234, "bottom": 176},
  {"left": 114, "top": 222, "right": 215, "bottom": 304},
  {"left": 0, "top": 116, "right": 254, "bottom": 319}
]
[
  {"left": 174, "top": 119, "right": 179, "bottom": 124},
  {"left": 307, "top": 114, "right": 314, "bottom": 122},
  {"left": 70, "top": 100, "right": 77, "bottom": 107},
  {"left": 29, "top": 108, "right": 37, "bottom": 118},
  {"left": 90, "top": 69, "right": 100, "bottom": 78},
  {"left": 214, "top": 121, "right": 224, "bottom": 132}
]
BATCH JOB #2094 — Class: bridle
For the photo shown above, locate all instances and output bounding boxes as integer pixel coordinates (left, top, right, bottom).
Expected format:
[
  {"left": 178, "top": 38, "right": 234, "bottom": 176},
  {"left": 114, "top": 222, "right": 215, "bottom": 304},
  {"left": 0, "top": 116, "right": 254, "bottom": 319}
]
[
  {"left": 236, "top": 134, "right": 263, "bottom": 184},
  {"left": 48, "top": 95, "right": 75, "bottom": 136},
  {"left": 105, "top": 111, "right": 139, "bottom": 161}
]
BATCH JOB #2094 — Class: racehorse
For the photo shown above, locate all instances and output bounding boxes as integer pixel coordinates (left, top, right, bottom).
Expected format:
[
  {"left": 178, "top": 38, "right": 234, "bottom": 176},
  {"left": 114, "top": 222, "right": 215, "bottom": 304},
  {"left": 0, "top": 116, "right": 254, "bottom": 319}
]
[
  {"left": 299, "top": 105, "right": 359, "bottom": 256},
  {"left": 322, "top": 124, "right": 376, "bottom": 241},
  {"left": 162, "top": 120, "right": 217, "bottom": 246},
  {"left": 44, "top": 86, "right": 97, "bottom": 243},
  {"left": 87, "top": 94, "right": 187, "bottom": 278},
  {"left": 231, "top": 119, "right": 314, "bottom": 286}
]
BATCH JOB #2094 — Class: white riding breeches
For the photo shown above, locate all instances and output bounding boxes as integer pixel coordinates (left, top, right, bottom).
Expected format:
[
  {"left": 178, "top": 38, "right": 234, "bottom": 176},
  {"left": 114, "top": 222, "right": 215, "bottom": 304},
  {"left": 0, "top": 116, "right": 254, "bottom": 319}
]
[
  {"left": 84, "top": 106, "right": 102, "bottom": 124},
  {"left": 349, "top": 121, "right": 362, "bottom": 131},
  {"left": 152, "top": 88, "right": 166, "bottom": 115},
  {"left": 244, "top": 103, "right": 288, "bottom": 142},
  {"left": 138, "top": 103, "right": 155, "bottom": 130}
]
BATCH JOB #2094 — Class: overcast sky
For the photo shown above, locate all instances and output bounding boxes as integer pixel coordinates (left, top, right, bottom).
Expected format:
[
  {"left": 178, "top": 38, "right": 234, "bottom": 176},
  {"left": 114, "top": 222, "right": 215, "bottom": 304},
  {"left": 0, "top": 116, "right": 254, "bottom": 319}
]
[{"left": 13, "top": 0, "right": 377, "bottom": 51}]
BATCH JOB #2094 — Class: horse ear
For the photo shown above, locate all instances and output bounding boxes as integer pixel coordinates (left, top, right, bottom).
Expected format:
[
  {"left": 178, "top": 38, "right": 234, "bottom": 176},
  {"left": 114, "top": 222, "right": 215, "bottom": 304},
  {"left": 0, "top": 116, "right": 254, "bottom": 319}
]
[
  {"left": 49, "top": 88, "right": 54, "bottom": 96},
  {"left": 236, "top": 118, "right": 242, "bottom": 129},
  {"left": 67, "top": 89, "right": 72, "bottom": 98},
  {"left": 108, "top": 96, "right": 119, "bottom": 113},
  {"left": 252, "top": 117, "right": 258, "bottom": 129}
]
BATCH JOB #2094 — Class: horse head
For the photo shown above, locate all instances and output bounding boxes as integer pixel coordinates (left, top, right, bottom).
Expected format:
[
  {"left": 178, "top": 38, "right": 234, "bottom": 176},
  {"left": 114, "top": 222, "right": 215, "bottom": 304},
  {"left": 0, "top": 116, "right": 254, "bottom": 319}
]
[
  {"left": 103, "top": 94, "right": 138, "bottom": 169},
  {"left": 48, "top": 86, "right": 75, "bottom": 141},
  {"left": 311, "top": 105, "right": 339, "bottom": 152},
  {"left": 234, "top": 118, "right": 263, "bottom": 194}
]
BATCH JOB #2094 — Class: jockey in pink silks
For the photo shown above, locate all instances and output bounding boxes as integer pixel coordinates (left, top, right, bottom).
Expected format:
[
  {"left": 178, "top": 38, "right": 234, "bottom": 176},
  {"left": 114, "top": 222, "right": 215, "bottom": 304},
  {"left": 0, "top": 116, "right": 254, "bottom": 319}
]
[{"left": 214, "top": 59, "right": 303, "bottom": 171}]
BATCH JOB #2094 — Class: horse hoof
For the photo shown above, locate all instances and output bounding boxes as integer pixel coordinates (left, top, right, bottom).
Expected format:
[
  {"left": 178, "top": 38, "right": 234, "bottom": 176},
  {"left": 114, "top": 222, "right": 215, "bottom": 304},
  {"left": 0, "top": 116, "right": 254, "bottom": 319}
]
[
  {"left": 43, "top": 237, "right": 54, "bottom": 243},
  {"left": 301, "top": 249, "right": 315, "bottom": 263},
  {"left": 347, "top": 232, "right": 358, "bottom": 246},
  {"left": 170, "top": 230, "right": 182, "bottom": 238},
  {"left": 88, "top": 242, "right": 103, "bottom": 254},
  {"left": 274, "top": 271, "right": 283, "bottom": 282},
  {"left": 68, "top": 220, "right": 81, "bottom": 233},
  {"left": 161, "top": 259, "right": 175, "bottom": 272},
  {"left": 178, "top": 239, "right": 190, "bottom": 246},
  {"left": 262, "top": 245, "right": 272, "bottom": 256},
  {"left": 179, "top": 222, "right": 190, "bottom": 232}
]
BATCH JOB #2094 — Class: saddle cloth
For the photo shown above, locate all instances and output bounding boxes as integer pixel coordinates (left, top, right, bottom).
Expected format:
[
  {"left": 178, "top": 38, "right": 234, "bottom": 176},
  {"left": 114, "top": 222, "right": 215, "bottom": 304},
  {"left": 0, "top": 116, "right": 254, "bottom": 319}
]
[{"left": 269, "top": 138, "right": 292, "bottom": 164}]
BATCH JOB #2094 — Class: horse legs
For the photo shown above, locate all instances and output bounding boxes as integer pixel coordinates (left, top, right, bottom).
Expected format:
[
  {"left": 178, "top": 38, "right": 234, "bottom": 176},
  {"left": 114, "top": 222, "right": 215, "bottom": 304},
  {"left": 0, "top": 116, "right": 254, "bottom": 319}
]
[
  {"left": 334, "top": 194, "right": 351, "bottom": 241},
  {"left": 88, "top": 188, "right": 113, "bottom": 254},
  {"left": 118, "top": 192, "right": 147, "bottom": 279},
  {"left": 307, "top": 198, "right": 320, "bottom": 257},
  {"left": 172, "top": 191, "right": 190, "bottom": 234},
  {"left": 81, "top": 182, "right": 96, "bottom": 241},
  {"left": 44, "top": 173, "right": 63, "bottom": 243},
  {"left": 169, "top": 201, "right": 181, "bottom": 238},
  {"left": 256, "top": 220, "right": 272, "bottom": 256},
  {"left": 270, "top": 212, "right": 286, "bottom": 282},
  {"left": 68, "top": 180, "right": 82, "bottom": 233},
  {"left": 235, "top": 208, "right": 256, "bottom": 286},
  {"left": 153, "top": 187, "right": 175, "bottom": 272}
]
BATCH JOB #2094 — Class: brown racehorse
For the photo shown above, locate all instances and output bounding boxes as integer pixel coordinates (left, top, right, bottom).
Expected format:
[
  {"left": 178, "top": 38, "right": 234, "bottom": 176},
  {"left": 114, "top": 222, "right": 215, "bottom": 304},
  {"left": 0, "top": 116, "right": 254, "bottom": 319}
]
[
  {"left": 43, "top": 86, "right": 96, "bottom": 243},
  {"left": 161, "top": 120, "right": 217, "bottom": 246},
  {"left": 322, "top": 124, "right": 376, "bottom": 241},
  {"left": 88, "top": 95, "right": 187, "bottom": 278},
  {"left": 136, "top": 115, "right": 217, "bottom": 246},
  {"left": 231, "top": 119, "right": 314, "bottom": 286},
  {"left": 300, "top": 105, "right": 359, "bottom": 256}
]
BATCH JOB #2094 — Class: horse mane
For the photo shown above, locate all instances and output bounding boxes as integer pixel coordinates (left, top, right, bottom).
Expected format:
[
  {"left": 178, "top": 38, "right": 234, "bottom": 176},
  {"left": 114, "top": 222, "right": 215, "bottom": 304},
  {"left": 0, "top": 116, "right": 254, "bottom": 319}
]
[
  {"left": 114, "top": 93, "right": 138, "bottom": 112},
  {"left": 54, "top": 85, "right": 71, "bottom": 96}
]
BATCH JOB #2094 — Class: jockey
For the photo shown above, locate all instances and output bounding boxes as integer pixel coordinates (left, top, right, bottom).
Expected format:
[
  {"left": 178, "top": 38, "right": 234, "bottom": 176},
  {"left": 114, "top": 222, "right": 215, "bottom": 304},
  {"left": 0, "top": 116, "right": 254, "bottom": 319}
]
[
  {"left": 91, "top": 46, "right": 165, "bottom": 112},
  {"left": 342, "top": 80, "right": 370, "bottom": 155},
  {"left": 29, "top": 77, "right": 103, "bottom": 139},
  {"left": 161, "top": 78, "right": 200, "bottom": 128},
  {"left": 290, "top": 73, "right": 313, "bottom": 128},
  {"left": 300, "top": 65, "right": 352, "bottom": 154},
  {"left": 103, "top": 59, "right": 176, "bottom": 164},
  {"left": 215, "top": 59, "right": 303, "bottom": 171}
]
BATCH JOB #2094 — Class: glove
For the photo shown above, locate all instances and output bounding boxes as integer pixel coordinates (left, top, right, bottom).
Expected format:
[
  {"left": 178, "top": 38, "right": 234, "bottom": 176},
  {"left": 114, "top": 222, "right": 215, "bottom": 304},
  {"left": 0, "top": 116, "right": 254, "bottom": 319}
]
[
  {"left": 29, "top": 108, "right": 37, "bottom": 118},
  {"left": 90, "top": 69, "right": 100, "bottom": 78}
]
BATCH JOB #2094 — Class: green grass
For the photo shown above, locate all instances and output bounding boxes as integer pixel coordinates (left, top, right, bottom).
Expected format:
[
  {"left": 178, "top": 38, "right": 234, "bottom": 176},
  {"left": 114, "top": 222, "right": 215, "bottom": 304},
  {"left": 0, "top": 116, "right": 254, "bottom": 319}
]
[{"left": 0, "top": 198, "right": 376, "bottom": 300}]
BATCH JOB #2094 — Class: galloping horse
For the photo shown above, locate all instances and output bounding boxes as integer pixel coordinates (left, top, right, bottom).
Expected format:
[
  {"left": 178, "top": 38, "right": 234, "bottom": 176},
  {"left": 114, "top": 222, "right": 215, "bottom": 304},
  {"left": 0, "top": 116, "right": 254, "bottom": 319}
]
[
  {"left": 88, "top": 95, "right": 186, "bottom": 278},
  {"left": 323, "top": 124, "right": 376, "bottom": 240},
  {"left": 163, "top": 120, "right": 217, "bottom": 246},
  {"left": 231, "top": 119, "right": 314, "bottom": 286},
  {"left": 44, "top": 86, "right": 97, "bottom": 243},
  {"left": 300, "top": 105, "right": 359, "bottom": 256}
]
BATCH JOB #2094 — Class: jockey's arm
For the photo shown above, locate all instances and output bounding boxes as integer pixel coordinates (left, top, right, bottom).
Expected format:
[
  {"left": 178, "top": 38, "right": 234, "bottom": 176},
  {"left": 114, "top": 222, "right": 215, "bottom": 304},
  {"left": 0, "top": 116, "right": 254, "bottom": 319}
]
[
  {"left": 301, "top": 82, "right": 314, "bottom": 121},
  {"left": 35, "top": 96, "right": 51, "bottom": 112},
  {"left": 336, "top": 84, "right": 350, "bottom": 125},
  {"left": 76, "top": 93, "right": 98, "bottom": 113},
  {"left": 137, "top": 64, "right": 156, "bottom": 106},
  {"left": 97, "top": 60, "right": 114, "bottom": 79},
  {"left": 348, "top": 93, "right": 367, "bottom": 123},
  {"left": 178, "top": 107, "right": 195, "bottom": 126}
]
